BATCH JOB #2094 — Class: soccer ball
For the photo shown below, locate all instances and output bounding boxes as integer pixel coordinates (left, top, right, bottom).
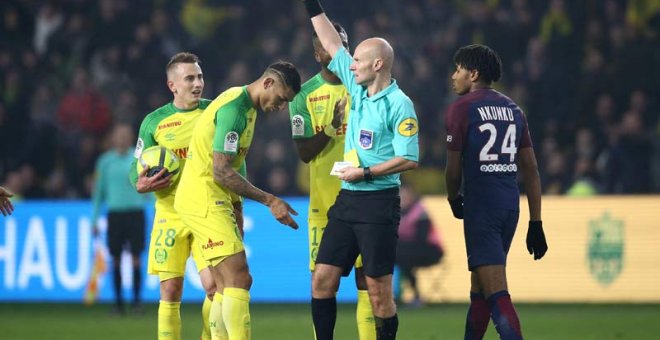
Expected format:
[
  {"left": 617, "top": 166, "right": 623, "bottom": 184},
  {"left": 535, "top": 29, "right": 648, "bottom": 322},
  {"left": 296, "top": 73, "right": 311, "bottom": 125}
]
[{"left": 136, "top": 146, "right": 181, "bottom": 181}]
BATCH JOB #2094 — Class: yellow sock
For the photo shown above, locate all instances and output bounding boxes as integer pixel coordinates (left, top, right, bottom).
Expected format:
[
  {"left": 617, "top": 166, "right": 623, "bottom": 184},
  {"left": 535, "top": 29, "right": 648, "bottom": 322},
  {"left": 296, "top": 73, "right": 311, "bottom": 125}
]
[
  {"left": 210, "top": 292, "right": 228, "bottom": 340},
  {"left": 223, "top": 287, "right": 251, "bottom": 340},
  {"left": 158, "top": 300, "right": 181, "bottom": 340},
  {"left": 356, "top": 290, "right": 376, "bottom": 340},
  {"left": 201, "top": 295, "right": 214, "bottom": 340}
]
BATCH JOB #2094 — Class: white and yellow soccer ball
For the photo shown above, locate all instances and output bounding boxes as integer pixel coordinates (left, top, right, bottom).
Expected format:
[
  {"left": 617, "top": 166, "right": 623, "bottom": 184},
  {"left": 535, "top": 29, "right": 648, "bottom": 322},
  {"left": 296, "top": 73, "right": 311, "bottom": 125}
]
[{"left": 136, "top": 145, "right": 181, "bottom": 181}]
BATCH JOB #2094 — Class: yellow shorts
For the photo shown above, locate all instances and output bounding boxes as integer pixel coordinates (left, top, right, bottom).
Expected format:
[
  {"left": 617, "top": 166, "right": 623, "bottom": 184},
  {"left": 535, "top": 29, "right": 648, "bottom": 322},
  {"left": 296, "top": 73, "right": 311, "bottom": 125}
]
[
  {"left": 309, "top": 218, "right": 362, "bottom": 271},
  {"left": 179, "top": 204, "right": 244, "bottom": 264},
  {"left": 147, "top": 208, "right": 208, "bottom": 276}
]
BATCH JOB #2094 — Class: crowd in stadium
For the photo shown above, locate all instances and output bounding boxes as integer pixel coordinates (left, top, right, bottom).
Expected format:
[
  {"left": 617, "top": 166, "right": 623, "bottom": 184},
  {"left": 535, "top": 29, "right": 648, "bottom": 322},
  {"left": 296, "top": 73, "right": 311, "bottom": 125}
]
[{"left": 1, "top": 0, "right": 658, "bottom": 199}]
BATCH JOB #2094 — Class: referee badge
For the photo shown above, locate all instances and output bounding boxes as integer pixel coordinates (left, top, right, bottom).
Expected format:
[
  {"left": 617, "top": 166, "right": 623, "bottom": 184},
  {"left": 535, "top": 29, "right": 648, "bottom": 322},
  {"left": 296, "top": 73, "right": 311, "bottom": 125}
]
[
  {"left": 359, "top": 129, "right": 373, "bottom": 149},
  {"left": 397, "top": 118, "right": 419, "bottom": 137}
]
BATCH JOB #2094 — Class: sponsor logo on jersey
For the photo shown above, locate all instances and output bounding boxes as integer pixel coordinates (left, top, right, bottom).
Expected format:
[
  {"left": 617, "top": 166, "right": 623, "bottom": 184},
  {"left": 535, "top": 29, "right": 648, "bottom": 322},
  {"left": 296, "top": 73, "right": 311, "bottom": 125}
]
[
  {"left": 224, "top": 131, "right": 239, "bottom": 152},
  {"left": 165, "top": 133, "right": 176, "bottom": 141},
  {"left": 308, "top": 94, "right": 330, "bottom": 103},
  {"left": 158, "top": 120, "right": 182, "bottom": 130},
  {"left": 315, "top": 123, "right": 347, "bottom": 136},
  {"left": 479, "top": 164, "right": 517, "bottom": 173},
  {"left": 291, "top": 114, "right": 305, "bottom": 136},
  {"left": 359, "top": 129, "right": 374, "bottom": 149},
  {"left": 202, "top": 238, "right": 224, "bottom": 250},
  {"left": 588, "top": 212, "right": 624, "bottom": 286},
  {"left": 134, "top": 138, "right": 144, "bottom": 158},
  {"left": 397, "top": 118, "right": 418, "bottom": 136},
  {"left": 172, "top": 147, "right": 188, "bottom": 159},
  {"left": 238, "top": 147, "right": 249, "bottom": 157}
]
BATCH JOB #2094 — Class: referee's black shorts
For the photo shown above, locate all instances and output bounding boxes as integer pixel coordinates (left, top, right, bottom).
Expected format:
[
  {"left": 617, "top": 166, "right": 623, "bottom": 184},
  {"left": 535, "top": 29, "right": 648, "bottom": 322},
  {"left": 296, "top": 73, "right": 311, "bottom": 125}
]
[
  {"left": 107, "top": 209, "right": 146, "bottom": 258},
  {"left": 316, "top": 187, "right": 400, "bottom": 278}
]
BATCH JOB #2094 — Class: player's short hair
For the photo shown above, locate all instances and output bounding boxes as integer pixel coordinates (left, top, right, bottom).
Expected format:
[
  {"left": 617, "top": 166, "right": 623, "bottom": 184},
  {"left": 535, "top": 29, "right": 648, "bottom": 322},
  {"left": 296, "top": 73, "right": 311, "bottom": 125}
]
[
  {"left": 313, "top": 21, "right": 349, "bottom": 48},
  {"left": 453, "top": 44, "right": 502, "bottom": 84},
  {"left": 266, "top": 61, "right": 302, "bottom": 94},
  {"left": 166, "top": 52, "right": 200, "bottom": 73}
]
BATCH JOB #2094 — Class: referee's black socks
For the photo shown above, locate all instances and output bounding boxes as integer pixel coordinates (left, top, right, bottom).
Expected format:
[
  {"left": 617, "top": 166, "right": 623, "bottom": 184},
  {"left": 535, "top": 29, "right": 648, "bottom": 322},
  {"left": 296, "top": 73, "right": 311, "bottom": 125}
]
[
  {"left": 312, "top": 297, "right": 337, "bottom": 340},
  {"left": 375, "top": 314, "right": 399, "bottom": 340}
]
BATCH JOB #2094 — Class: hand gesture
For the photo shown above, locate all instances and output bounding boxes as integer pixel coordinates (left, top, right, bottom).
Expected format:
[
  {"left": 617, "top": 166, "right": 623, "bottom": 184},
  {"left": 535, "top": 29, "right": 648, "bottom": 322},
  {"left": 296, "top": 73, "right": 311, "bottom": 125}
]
[
  {"left": 266, "top": 195, "right": 299, "bottom": 230},
  {"left": 526, "top": 221, "right": 548, "bottom": 260},
  {"left": 448, "top": 194, "right": 464, "bottom": 219},
  {"left": 331, "top": 96, "right": 348, "bottom": 129},
  {"left": 135, "top": 167, "right": 172, "bottom": 193},
  {"left": 0, "top": 186, "right": 15, "bottom": 216}
]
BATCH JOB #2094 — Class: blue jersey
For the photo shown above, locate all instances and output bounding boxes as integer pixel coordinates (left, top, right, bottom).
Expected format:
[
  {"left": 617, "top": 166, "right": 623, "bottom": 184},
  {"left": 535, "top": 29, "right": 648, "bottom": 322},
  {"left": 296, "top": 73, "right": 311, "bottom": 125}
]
[
  {"left": 328, "top": 47, "right": 419, "bottom": 191},
  {"left": 445, "top": 89, "right": 532, "bottom": 210},
  {"left": 92, "top": 148, "right": 147, "bottom": 222}
]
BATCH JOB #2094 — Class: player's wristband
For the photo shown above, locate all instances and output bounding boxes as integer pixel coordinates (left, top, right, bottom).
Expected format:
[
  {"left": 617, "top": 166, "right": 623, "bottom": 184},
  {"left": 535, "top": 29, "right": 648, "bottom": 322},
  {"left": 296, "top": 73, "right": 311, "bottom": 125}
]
[
  {"left": 323, "top": 124, "right": 337, "bottom": 137},
  {"left": 303, "top": 0, "right": 324, "bottom": 18},
  {"left": 363, "top": 167, "right": 374, "bottom": 181}
]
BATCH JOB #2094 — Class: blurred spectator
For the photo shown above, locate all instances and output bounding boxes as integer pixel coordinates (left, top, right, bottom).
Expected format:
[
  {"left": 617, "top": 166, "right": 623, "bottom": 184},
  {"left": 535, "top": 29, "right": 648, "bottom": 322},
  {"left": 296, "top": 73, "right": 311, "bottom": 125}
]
[
  {"left": 33, "top": 1, "right": 63, "bottom": 56},
  {"left": 0, "top": 0, "right": 658, "bottom": 197},
  {"left": 396, "top": 184, "right": 443, "bottom": 307},
  {"left": 56, "top": 67, "right": 111, "bottom": 135}
]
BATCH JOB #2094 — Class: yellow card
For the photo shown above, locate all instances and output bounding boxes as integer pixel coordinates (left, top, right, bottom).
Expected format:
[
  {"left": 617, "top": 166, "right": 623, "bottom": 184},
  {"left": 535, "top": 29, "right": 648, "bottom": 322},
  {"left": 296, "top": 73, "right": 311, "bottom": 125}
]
[{"left": 343, "top": 149, "right": 360, "bottom": 167}]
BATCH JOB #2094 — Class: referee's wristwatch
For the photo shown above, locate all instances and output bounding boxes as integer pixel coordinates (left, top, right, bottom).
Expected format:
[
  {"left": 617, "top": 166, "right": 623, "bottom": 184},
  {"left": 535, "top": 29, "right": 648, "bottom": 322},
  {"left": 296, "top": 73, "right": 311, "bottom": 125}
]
[{"left": 363, "top": 167, "right": 374, "bottom": 181}]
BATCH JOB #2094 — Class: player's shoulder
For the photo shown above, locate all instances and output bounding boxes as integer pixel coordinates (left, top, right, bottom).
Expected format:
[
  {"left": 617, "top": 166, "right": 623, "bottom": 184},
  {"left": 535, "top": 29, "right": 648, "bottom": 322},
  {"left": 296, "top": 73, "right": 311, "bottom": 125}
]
[
  {"left": 293, "top": 73, "right": 324, "bottom": 101},
  {"left": 217, "top": 87, "right": 250, "bottom": 105},
  {"left": 213, "top": 87, "right": 252, "bottom": 117},
  {"left": 140, "top": 103, "right": 176, "bottom": 128}
]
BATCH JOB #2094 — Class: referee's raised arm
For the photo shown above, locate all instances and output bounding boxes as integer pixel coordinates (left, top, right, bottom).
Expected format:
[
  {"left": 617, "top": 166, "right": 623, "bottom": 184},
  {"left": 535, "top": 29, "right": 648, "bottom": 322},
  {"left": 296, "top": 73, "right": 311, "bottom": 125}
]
[{"left": 304, "top": 0, "right": 343, "bottom": 58}]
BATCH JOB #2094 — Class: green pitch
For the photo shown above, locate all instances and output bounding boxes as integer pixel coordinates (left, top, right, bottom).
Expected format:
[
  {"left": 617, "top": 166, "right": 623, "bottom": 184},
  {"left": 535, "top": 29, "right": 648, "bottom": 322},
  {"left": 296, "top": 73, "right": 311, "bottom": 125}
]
[{"left": 1, "top": 303, "right": 659, "bottom": 339}]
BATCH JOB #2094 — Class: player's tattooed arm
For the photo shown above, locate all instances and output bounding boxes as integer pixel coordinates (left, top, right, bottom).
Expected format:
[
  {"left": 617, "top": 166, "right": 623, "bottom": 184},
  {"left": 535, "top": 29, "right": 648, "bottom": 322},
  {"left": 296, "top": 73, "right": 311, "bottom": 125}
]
[
  {"left": 213, "top": 151, "right": 270, "bottom": 204},
  {"left": 213, "top": 152, "right": 299, "bottom": 229}
]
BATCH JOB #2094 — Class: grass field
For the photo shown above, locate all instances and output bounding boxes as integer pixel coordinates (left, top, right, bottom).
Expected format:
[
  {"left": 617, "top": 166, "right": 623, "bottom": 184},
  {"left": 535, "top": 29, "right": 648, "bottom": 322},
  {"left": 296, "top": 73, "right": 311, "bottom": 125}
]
[{"left": 1, "top": 303, "right": 659, "bottom": 339}]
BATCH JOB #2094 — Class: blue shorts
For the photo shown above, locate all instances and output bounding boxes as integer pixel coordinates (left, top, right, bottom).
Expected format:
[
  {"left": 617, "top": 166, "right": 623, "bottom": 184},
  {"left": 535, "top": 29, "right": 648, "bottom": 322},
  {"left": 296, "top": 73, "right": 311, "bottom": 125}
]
[{"left": 464, "top": 208, "right": 519, "bottom": 271}]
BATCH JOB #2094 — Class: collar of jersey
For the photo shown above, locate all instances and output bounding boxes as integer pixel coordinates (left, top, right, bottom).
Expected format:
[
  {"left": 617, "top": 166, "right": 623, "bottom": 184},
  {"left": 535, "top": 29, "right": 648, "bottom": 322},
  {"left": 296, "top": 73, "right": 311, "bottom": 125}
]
[
  {"left": 365, "top": 79, "right": 398, "bottom": 102},
  {"left": 169, "top": 101, "right": 203, "bottom": 113}
]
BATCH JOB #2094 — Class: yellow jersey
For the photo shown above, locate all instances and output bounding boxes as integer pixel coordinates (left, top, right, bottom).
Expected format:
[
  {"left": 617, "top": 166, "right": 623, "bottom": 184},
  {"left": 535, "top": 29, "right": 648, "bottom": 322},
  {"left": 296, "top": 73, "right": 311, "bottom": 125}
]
[
  {"left": 130, "top": 99, "right": 211, "bottom": 212},
  {"left": 288, "top": 73, "right": 350, "bottom": 219},
  {"left": 175, "top": 86, "right": 256, "bottom": 217}
]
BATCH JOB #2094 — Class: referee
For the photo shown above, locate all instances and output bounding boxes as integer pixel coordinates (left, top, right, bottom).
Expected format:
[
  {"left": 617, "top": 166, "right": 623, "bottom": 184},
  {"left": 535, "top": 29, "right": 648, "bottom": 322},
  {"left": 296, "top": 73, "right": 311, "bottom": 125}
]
[
  {"left": 303, "top": 1, "right": 420, "bottom": 339},
  {"left": 92, "top": 123, "right": 148, "bottom": 315}
]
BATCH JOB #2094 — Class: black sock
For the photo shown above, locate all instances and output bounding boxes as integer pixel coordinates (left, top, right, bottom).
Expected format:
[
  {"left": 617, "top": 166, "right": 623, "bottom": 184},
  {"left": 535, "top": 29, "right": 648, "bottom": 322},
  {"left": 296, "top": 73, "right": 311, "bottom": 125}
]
[
  {"left": 113, "top": 264, "right": 122, "bottom": 307},
  {"left": 312, "top": 297, "right": 337, "bottom": 340},
  {"left": 132, "top": 266, "right": 141, "bottom": 304},
  {"left": 375, "top": 314, "right": 399, "bottom": 340}
]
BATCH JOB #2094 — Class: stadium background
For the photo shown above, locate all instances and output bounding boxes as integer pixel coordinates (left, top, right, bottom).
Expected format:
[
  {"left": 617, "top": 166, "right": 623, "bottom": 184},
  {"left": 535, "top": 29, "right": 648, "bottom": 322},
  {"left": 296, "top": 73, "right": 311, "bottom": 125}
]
[{"left": 1, "top": 0, "right": 659, "bottom": 339}]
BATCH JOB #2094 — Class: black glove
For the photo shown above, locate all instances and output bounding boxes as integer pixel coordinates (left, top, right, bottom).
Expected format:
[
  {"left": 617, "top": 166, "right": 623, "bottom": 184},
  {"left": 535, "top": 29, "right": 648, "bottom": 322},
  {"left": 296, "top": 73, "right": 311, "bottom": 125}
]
[
  {"left": 526, "top": 221, "right": 548, "bottom": 260},
  {"left": 448, "top": 195, "right": 464, "bottom": 219}
]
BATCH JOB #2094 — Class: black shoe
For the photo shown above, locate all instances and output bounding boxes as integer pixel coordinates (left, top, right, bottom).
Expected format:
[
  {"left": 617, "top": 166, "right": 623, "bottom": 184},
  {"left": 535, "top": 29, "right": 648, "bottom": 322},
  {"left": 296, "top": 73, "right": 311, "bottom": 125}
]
[
  {"left": 131, "top": 302, "right": 145, "bottom": 315},
  {"left": 109, "top": 304, "right": 126, "bottom": 316}
]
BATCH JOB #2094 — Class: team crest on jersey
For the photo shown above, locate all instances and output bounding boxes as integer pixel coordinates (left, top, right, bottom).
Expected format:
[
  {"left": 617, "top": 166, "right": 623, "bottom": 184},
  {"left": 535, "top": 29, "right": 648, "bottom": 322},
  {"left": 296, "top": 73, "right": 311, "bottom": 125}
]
[
  {"left": 224, "top": 131, "right": 239, "bottom": 152},
  {"left": 359, "top": 129, "right": 374, "bottom": 149},
  {"left": 397, "top": 118, "right": 418, "bottom": 137},
  {"left": 154, "top": 248, "right": 168, "bottom": 264},
  {"left": 134, "top": 138, "right": 144, "bottom": 158},
  {"left": 291, "top": 114, "right": 305, "bottom": 136}
]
